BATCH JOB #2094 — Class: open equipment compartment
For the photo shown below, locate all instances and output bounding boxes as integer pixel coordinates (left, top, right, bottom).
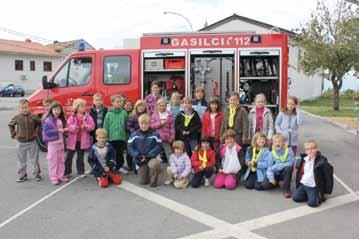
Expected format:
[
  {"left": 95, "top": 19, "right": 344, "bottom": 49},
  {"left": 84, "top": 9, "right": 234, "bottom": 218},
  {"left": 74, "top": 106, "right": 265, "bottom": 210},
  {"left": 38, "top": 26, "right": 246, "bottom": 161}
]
[
  {"left": 189, "top": 49, "right": 235, "bottom": 104},
  {"left": 143, "top": 51, "right": 186, "bottom": 100},
  {"left": 238, "top": 49, "right": 280, "bottom": 114}
]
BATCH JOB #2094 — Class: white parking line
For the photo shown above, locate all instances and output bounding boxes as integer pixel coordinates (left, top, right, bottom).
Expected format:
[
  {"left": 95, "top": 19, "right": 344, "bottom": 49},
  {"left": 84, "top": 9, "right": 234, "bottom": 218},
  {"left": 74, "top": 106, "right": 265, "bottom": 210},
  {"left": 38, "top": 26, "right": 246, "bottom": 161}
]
[
  {"left": 0, "top": 174, "right": 88, "bottom": 229},
  {"left": 119, "top": 181, "right": 268, "bottom": 239},
  {"left": 177, "top": 192, "right": 359, "bottom": 239},
  {"left": 120, "top": 179, "right": 359, "bottom": 239},
  {"left": 334, "top": 174, "right": 355, "bottom": 194}
]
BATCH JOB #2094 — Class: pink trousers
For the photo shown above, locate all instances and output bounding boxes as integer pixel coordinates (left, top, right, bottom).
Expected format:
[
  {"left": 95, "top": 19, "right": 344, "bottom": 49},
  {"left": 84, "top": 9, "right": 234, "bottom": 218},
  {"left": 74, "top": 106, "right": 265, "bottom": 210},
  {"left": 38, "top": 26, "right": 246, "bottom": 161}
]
[
  {"left": 47, "top": 142, "right": 65, "bottom": 184},
  {"left": 214, "top": 172, "right": 237, "bottom": 190}
]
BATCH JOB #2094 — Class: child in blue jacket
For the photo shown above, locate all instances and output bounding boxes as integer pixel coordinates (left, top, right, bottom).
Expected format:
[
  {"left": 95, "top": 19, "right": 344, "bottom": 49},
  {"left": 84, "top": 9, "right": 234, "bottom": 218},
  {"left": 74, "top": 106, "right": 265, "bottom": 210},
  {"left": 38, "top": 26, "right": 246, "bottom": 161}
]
[
  {"left": 128, "top": 114, "right": 162, "bottom": 187},
  {"left": 264, "top": 133, "right": 294, "bottom": 198},
  {"left": 244, "top": 132, "right": 272, "bottom": 190}
]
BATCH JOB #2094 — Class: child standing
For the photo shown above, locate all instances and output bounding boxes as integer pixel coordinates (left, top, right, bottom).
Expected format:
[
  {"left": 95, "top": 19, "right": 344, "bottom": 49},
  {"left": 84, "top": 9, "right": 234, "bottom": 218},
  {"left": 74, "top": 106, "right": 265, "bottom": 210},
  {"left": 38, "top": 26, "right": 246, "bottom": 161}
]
[
  {"left": 65, "top": 99, "right": 95, "bottom": 177},
  {"left": 151, "top": 98, "right": 175, "bottom": 160},
  {"left": 124, "top": 99, "right": 134, "bottom": 115},
  {"left": 165, "top": 140, "right": 191, "bottom": 189},
  {"left": 41, "top": 97, "right": 53, "bottom": 121},
  {"left": 88, "top": 128, "right": 122, "bottom": 188},
  {"left": 127, "top": 100, "right": 148, "bottom": 135},
  {"left": 8, "top": 99, "right": 42, "bottom": 182},
  {"left": 201, "top": 97, "right": 223, "bottom": 151},
  {"left": 89, "top": 93, "right": 108, "bottom": 142},
  {"left": 275, "top": 96, "right": 303, "bottom": 156},
  {"left": 248, "top": 94, "right": 274, "bottom": 143},
  {"left": 127, "top": 114, "right": 162, "bottom": 187},
  {"left": 190, "top": 136, "right": 216, "bottom": 188},
  {"left": 104, "top": 95, "right": 128, "bottom": 174},
  {"left": 192, "top": 86, "right": 208, "bottom": 119},
  {"left": 264, "top": 134, "right": 294, "bottom": 198},
  {"left": 214, "top": 129, "right": 242, "bottom": 190},
  {"left": 220, "top": 92, "right": 249, "bottom": 146},
  {"left": 243, "top": 132, "right": 272, "bottom": 190},
  {"left": 293, "top": 140, "right": 333, "bottom": 207},
  {"left": 175, "top": 97, "right": 201, "bottom": 157},
  {"left": 42, "top": 102, "right": 68, "bottom": 185},
  {"left": 145, "top": 81, "right": 161, "bottom": 114},
  {"left": 166, "top": 92, "right": 182, "bottom": 119}
]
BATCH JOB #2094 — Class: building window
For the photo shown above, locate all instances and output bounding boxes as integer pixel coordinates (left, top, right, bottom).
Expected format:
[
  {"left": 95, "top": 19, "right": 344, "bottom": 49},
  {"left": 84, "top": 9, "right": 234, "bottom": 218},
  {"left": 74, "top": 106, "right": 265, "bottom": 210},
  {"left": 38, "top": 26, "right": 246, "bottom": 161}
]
[
  {"left": 43, "top": 61, "right": 52, "bottom": 72},
  {"left": 30, "top": 61, "right": 35, "bottom": 71},
  {"left": 15, "top": 60, "right": 23, "bottom": 71}
]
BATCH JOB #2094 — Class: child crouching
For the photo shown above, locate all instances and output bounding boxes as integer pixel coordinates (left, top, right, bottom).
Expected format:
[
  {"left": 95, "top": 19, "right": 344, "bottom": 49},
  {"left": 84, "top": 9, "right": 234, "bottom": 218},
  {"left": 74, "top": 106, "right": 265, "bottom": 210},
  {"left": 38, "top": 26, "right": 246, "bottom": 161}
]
[
  {"left": 165, "top": 141, "right": 191, "bottom": 189},
  {"left": 88, "top": 128, "right": 122, "bottom": 188},
  {"left": 128, "top": 114, "right": 162, "bottom": 187},
  {"left": 214, "top": 129, "right": 242, "bottom": 190},
  {"left": 264, "top": 134, "right": 294, "bottom": 198}
]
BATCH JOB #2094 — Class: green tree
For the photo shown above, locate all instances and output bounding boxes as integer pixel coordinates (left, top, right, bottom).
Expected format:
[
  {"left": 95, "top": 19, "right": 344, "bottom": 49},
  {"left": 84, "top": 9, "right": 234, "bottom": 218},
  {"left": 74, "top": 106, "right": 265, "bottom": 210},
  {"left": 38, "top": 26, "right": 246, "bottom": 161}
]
[{"left": 295, "top": 0, "right": 359, "bottom": 111}]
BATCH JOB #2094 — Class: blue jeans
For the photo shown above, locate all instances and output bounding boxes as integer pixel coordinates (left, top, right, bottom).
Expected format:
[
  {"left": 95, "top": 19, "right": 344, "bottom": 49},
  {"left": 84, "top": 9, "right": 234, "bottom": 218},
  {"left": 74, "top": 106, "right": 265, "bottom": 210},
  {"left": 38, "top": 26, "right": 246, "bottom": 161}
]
[{"left": 293, "top": 184, "right": 320, "bottom": 207}]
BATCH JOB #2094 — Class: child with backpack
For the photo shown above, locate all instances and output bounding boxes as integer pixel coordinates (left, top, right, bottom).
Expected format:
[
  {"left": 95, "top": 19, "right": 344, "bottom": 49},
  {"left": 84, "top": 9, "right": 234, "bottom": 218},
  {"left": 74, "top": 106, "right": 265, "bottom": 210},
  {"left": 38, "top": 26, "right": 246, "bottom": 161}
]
[{"left": 293, "top": 140, "right": 333, "bottom": 207}]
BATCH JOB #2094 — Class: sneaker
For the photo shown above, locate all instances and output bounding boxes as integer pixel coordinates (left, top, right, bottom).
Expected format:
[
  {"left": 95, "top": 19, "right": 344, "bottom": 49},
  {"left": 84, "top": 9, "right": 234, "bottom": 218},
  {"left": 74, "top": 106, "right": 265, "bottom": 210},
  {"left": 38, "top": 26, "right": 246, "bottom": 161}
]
[
  {"left": 283, "top": 191, "right": 292, "bottom": 198},
  {"left": 78, "top": 173, "right": 86, "bottom": 178},
  {"left": 34, "top": 175, "right": 42, "bottom": 181},
  {"left": 17, "top": 174, "right": 28, "bottom": 183},
  {"left": 52, "top": 180, "right": 60, "bottom": 185},
  {"left": 164, "top": 179, "right": 173, "bottom": 185},
  {"left": 60, "top": 177, "right": 69, "bottom": 182},
  {"left": 204, "top": 178, "right": 210, "bottom": 187},
  {"left": 119, "top": 167, "right": 129, "bottom": 174}
]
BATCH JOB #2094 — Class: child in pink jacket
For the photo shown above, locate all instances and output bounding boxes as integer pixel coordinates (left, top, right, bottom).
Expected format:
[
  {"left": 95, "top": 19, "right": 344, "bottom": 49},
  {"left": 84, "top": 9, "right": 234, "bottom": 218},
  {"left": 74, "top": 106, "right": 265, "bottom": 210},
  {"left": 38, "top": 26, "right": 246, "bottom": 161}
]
[
  {"left": 64, "top": 99, "right": 95, "bottom": 177},
  {"left": 151, "top": 98, "right": 175, "bottom": 160}
]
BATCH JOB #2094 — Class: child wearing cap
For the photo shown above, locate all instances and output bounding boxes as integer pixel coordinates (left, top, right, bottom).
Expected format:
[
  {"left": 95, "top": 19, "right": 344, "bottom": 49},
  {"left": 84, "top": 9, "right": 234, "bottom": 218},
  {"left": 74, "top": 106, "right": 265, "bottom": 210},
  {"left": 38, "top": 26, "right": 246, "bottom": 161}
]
[{"left": 190, "top": 136, "right": 216, "bottom": 188}]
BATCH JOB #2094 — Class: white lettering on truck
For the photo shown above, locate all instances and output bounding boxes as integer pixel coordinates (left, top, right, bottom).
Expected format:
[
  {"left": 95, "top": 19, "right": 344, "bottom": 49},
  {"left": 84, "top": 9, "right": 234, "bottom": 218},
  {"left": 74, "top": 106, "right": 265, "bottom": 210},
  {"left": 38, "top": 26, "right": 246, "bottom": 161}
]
[{"left": 171, "top": 36, "right": 250, "bottom": 47}]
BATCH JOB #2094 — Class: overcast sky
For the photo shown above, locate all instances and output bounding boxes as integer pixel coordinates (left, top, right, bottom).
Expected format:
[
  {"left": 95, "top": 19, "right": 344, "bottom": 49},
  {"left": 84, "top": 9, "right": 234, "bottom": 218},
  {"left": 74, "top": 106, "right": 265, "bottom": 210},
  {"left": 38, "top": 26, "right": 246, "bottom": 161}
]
[
  {"left": 1, "top": 0, "right": 357, "bottom": 89},
  {"left": 0, "top": 0, "right": 323, "bottom": 49}
]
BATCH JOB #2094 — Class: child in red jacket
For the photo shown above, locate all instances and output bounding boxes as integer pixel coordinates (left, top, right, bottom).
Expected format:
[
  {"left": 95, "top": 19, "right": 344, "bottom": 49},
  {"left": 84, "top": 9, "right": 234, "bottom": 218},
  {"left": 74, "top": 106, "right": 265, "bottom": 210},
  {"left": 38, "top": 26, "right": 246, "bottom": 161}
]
[
  {"left": 191, "top": 136, "right": 216, "bottom": 188},
  {"left": 201, "top": 97, "right": 223, "bottom": 151}
]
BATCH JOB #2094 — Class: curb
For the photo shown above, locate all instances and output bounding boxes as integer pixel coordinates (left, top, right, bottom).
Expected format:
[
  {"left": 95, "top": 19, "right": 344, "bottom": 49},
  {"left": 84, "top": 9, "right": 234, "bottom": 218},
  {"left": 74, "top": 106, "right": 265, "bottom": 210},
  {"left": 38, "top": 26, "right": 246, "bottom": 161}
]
[{"left": 302, "top": 110, "right": 358, "bottom": 136}]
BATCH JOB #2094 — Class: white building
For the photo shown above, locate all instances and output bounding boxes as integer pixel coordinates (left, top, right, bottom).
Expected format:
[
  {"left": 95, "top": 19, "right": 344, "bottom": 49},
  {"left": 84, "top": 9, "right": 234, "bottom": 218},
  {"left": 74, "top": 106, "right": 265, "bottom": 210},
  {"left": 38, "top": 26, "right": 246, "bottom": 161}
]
[{"left": 0, "top": 39, "right": 63, "bottom": 93}]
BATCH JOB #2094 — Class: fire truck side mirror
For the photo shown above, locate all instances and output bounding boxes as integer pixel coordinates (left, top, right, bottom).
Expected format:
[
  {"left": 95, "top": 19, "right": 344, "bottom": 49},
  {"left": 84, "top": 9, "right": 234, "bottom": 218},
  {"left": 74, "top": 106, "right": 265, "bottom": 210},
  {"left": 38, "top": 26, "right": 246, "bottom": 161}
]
[{"left": 42, "top": 75, "right": 49, "bottom": 89}]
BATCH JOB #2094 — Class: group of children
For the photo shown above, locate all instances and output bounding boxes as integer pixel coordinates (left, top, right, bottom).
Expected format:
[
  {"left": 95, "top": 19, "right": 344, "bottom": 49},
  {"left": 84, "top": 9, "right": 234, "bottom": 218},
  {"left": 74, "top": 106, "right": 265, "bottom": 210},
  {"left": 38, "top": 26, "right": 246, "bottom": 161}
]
[{"left": 8, "top": 80, "right": 333, "bottom": 207}]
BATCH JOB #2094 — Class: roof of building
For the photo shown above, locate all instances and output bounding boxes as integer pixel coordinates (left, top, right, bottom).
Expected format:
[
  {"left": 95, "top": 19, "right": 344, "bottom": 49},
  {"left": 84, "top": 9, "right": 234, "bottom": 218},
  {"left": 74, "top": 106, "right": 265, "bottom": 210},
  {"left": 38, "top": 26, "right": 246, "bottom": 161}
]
[
  {"left": 199, "top": 14, "right": 296, "bottom": 37},
  {"left": 0, "top": 39, "right": 61, "bottom": 57},
  {"left": 47, "top": 39, "right": 96, "bottom": 52}
]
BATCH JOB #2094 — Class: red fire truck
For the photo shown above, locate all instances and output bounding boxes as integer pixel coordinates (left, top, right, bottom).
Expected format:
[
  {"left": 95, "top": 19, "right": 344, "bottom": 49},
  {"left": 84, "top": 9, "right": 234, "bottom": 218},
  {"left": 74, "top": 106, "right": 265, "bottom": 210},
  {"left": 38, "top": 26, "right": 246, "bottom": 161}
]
[{"left": 28, "top": 32, "right": 289, "bottom": 150}]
